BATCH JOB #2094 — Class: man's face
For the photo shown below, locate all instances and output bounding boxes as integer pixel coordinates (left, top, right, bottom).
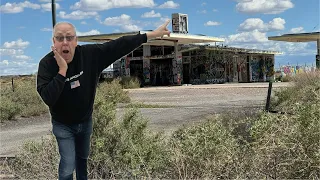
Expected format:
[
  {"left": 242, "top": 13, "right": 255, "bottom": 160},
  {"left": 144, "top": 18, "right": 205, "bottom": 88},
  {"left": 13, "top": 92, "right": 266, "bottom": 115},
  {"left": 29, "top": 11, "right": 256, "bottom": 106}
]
[{"left": 52, "top": 23, "right": 77, "bottom": 64}]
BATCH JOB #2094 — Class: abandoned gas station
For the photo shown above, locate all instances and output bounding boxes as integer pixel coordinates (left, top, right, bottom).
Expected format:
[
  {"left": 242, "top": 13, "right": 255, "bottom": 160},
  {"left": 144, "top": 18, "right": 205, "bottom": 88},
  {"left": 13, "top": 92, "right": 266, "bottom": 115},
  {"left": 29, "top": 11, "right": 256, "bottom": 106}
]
[{"left": 78, "top": 13, "right": 282, "bottom": 86}]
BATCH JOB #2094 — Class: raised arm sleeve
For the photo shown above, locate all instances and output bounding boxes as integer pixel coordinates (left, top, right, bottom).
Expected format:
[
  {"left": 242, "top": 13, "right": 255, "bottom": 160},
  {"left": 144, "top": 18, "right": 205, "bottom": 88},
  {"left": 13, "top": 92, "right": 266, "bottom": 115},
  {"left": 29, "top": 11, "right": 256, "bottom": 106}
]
[
  {"left": 36, "top": 61, "right": 66, "bottom": 107},
  {"left": 93, "top": 33, "right": 147, "bottom": 73}
]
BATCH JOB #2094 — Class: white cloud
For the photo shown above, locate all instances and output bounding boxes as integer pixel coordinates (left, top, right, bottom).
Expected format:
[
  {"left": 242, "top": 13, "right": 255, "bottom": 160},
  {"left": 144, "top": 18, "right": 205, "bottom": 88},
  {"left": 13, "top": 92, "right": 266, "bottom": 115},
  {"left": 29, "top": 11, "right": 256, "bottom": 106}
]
[
  {"left": 0, "top": 61, "right": 38, "bottom": 76},
  {"left": 76, "top": 30, "right": 100, "bottom": 36},
  {"left": 41, "top": 28, "right": 52, "bottom": 31},
  {"left": 204, "top": 21, "right": 221, "bottom": 26},
  {"left": 201, "top": 2, "right": 207, "bottom": 6},
  {"left": 71, "top": 0, "right": 156, "bottom": 11},
  {"left": 0, "top": 39, "right": 35, "bottom": 75},
  {"left": 3, "top": 39, "right": 30, "bottom": 49},
  {"left": 158, "top": 1, "right": 179, "bottom": 9},
  {"left": 58, "top": 10, "right": 98, "bottom": 20},
  {"left": 13, "top": 55, "right": 32, "bottom": 60},
  {"left": 41, "top": 3, "right": 61, "bottom": 11},
  {"left": 212, "top": 8, "right": 218, "bottom": 12},
  {"left": 236, "top": 0, "right": 294, "bottom": 14},
  {"left": 220, "top": 29, "right": 315, "bottom": 56},
  {"left": 0, "top": 1, "right": 41, "bottom": 13},
  {"left": 101, "top": 14, "right": 142, "bottom": 31},
  {"left": 81, "top": 21, "right": 87, "bottom": 25},
  {"left": 102, "top": 14, "right": 131, "bottom": 26},
  {"left": 225, "top": 30, "right": 268, "bottom": 43},
  {"left": 238, "top": 18, "right": 285, "bottom": 32},
  {"left": 0, "top": 49, "right": 24, "bottom": 56},
  {"left": 2, "top": 60, "right": 9, "bottom": 66},
  {"left": 141, "top": 10, "right": 161, "bottom": 18},
  {"left": 1, "top": 39, "right": 31, "bottom": 60},
  {"left": 122, "top": 24, "right": 141, "bottom": 31},
  {"left": 289, "top": 27, "right": 305, "bottom": 34}
]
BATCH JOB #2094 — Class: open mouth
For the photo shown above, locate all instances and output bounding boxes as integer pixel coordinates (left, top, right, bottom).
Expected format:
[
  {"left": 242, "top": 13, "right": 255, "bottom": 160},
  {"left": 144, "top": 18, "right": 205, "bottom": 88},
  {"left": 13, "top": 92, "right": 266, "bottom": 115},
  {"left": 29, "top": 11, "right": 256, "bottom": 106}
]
[{"left": 62, "top": 50, "right": 69, "bottom": 54}]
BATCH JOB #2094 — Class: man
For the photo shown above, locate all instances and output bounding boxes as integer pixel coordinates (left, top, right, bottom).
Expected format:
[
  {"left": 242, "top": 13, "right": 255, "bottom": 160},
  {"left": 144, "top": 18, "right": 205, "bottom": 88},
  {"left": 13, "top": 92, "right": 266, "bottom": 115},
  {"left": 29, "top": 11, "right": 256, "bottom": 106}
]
[{"left": 36, "top": 21, "right": 170, "bottom": 180}]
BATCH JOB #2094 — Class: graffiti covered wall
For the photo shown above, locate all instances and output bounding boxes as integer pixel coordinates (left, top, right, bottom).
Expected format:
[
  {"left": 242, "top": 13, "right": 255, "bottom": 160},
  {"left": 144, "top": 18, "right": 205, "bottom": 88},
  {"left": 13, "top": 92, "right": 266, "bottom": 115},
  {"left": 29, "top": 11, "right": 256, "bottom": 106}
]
[
  {"left": 189, "top": 50, "right": 233, "bottom": 84},
  {"left": 250, "top": 55, "right": 274, "bottom": 82},
  {"left": 280, "top": 65, "right": 317, "bottom": 76},
  {"left": 187, "top": 49, "right": 275, "bottom": 84}
]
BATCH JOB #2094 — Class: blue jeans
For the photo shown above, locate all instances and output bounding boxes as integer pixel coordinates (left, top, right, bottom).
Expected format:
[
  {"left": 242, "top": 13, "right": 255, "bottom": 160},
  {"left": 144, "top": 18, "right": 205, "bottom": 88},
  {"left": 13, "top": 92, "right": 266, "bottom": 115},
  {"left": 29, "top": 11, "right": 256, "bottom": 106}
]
[{"left": 52, "top": 119, "right": 92, "bottom": 180}]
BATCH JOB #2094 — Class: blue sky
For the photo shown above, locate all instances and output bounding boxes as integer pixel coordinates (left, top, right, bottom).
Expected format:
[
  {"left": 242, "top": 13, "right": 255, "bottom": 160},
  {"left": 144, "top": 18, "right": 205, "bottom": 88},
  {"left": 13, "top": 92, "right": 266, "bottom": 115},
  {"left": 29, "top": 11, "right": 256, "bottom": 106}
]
[{"left": 1, "top": 0, "right": 319, "bottom": 75}]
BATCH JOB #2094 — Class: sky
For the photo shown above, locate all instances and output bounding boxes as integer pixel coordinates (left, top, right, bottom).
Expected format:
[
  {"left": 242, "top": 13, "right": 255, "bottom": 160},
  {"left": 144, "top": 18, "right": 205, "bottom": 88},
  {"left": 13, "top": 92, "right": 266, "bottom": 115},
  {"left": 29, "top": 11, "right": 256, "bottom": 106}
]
[{"left": 0, "top": 0, "right": 319, "bottom": 76}]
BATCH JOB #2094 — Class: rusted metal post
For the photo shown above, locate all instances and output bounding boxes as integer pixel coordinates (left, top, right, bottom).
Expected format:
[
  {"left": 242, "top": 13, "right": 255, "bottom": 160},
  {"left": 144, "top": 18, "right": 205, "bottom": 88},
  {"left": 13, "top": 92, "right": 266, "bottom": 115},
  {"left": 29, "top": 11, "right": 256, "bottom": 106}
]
[
  {"left": 265, "top": 81, "right": 273, "bottom": 111},
  {"left": 11, "top": 77, "right": 14, "bottom": 92}
]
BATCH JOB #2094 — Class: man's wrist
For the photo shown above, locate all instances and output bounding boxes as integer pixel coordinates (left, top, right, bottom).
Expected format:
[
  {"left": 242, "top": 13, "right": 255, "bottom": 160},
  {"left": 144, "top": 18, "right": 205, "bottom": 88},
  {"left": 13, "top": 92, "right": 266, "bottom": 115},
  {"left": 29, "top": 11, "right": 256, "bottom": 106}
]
[
  {"left": 146, "top": 31, "right": 158, "bottom": 40},
  {"left": 58, "top": 68, "right": 67, "bottom": 77}
]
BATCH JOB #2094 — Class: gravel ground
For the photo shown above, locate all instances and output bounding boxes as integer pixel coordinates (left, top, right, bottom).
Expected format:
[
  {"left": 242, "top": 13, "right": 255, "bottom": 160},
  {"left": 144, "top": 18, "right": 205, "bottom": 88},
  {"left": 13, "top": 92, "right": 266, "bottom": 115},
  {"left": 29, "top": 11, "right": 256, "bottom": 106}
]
[{"left": 0, "top": 82, "right": 290, "bottom": 156}]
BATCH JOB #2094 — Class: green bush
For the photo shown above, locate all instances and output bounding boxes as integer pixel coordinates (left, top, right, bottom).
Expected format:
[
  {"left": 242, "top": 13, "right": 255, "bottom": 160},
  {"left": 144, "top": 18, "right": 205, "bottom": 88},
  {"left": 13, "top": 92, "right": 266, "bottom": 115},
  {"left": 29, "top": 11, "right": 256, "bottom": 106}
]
[
  {"left": 0, "top": 97, "right": 22, "bottom": 121},
  {"left": 0, "top": 76, "right": 48, "bottom": 121},
  {"left": 95, "top": 79, "right": 131, "bottom": 106},
  {"left": 90, "top": 99, "right": 169, "bottom": 179},
  {"left": 270, "top": 71, "right": 320, "bottom": 113},
  {"left": 11, "top": 136, "right": 59, "bottom": 179},
  {"left": 167, "top": 116, "right": 242, "bottom": 179},
  {"left": 119, "top": 76, "right": 141, "bottom": 89},
  {"left": 281, "top": 75, "right": 292, "bottom": 82},
  {"left": 248, "top": 103, "right": 320, "bottom": 179}
]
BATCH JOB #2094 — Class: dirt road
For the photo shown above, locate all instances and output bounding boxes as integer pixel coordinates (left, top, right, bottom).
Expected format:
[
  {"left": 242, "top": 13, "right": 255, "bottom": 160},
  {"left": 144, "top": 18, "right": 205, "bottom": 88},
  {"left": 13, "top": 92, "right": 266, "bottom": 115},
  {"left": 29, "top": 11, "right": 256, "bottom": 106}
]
[{"left": 0, "top": 82, "right": 290, "bottom": 156}]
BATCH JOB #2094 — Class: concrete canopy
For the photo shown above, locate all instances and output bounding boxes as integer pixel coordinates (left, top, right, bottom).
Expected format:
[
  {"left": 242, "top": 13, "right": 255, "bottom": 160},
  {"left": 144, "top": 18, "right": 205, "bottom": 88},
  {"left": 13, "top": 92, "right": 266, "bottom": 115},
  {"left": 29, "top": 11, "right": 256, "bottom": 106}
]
[
  {"left": 77, "top": 31, "right": 224, "bottom": 46},
  {"left": 268, "top": 32, "right": 320, "bottom": 68},
  {"left": 268, "top": 32, "right": 320, "bottom": 42}
]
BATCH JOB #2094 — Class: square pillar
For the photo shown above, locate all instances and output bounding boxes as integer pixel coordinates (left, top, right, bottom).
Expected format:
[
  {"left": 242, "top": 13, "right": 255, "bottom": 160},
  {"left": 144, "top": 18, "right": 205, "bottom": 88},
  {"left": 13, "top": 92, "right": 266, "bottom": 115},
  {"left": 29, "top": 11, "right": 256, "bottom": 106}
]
[
  {"left": 232, "top": 55, "right": 238, "bottom": 82},
  {"left": 143, "top": 45, "right": 151, "bottom": 84},
  {"left": 172, "top": 42, "right": 183, "bottom": 85}
]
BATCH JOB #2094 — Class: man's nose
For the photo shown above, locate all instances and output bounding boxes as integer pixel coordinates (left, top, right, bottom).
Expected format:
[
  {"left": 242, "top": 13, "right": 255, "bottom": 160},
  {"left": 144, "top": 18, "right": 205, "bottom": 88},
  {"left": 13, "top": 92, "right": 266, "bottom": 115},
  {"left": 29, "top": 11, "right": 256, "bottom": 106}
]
[{"left": 63, "top": 38, "right": 68, "bottom": 43}]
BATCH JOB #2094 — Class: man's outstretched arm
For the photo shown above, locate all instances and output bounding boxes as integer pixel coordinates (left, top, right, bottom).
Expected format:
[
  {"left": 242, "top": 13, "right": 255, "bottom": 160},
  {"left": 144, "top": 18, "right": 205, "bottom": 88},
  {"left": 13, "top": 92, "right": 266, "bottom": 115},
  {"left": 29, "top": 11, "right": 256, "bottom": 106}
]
[{"left": 92, "top": 20, "right": 171, "bottom": 72}]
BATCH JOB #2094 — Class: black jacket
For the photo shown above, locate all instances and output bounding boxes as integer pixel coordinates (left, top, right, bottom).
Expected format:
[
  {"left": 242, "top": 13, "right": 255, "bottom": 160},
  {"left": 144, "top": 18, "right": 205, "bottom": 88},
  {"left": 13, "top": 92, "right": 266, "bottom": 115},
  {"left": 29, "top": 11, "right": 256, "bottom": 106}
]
[{"left": 37, "top": 33, "right": 147, "bottom": 124}]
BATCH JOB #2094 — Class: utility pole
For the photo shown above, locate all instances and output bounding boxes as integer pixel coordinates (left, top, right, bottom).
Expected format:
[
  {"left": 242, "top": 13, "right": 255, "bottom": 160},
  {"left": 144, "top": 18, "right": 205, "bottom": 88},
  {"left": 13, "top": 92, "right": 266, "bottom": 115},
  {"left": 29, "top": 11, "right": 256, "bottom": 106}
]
[{"left": 51, "top": 0, "right": 56, "bottom": 28}]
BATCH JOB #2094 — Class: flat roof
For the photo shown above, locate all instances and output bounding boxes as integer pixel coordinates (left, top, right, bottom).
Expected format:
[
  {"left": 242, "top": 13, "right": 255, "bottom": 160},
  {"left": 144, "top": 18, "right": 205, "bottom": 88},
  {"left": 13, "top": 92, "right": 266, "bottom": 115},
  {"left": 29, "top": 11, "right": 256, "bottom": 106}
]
[
  {"left": 268, "top": 32, "right": 320, "bottom": 42},
  {"left": 77, "top": 31, "right": 224, "bottom": 46},
  {"left": 180, "top": 45, "right": 282, "bottom": 55}
]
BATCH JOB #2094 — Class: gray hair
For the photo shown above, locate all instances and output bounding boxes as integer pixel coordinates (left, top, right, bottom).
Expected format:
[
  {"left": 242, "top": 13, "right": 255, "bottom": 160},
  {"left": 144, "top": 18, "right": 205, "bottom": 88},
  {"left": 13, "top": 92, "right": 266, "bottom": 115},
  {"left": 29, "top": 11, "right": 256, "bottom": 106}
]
[{"left": 52, "top": 22, "right": 77, "bottom": 37}]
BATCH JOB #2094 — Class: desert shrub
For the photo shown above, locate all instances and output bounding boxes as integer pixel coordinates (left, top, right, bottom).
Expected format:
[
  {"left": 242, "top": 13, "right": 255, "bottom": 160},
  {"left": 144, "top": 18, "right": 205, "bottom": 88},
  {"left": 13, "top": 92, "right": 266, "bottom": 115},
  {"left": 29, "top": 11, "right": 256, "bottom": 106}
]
[
  {"left": 270, "top": 71, "right": 320, "bottom": 113},
  {"left": 0, "top": 76, "right": 48, "bottom": 121},
  {"left": 13, "top": 80, "right": 48, "bottom": 117},
  {"left": 10, "top": 136, "right": 59, "bottom": 179},
  {"left": 248, "top": 103, "right": 320, "bottom": 179},
  {"left": 89, "top": 98, "right": 169, "bottom": 179},
  {"left": 119, "top": 76, "right": 141, "bottom": 89},
  {"left": 0, "top": 97, "right": 22, "bottom": 121},
  {"left": 281, "top": 75, "right": 292, "bottom": 82},
  {"left": 96, "top": 79, "right": 131, "bottom": 105},
  {"left": 167, "top": 116, "right": 242, "bottom": 179},
  {"left": 248, "top": 71, "right": 320, "bottom": 179}
]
